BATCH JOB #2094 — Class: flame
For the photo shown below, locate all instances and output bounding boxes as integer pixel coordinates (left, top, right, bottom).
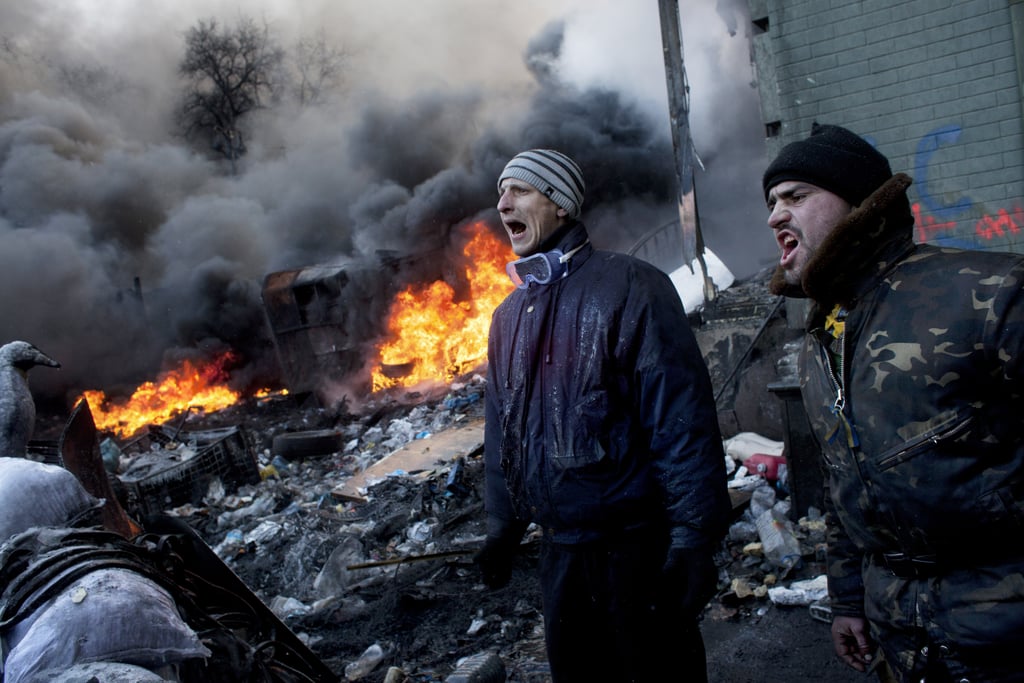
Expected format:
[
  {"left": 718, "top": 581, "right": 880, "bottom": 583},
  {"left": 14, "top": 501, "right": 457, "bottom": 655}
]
[
  {"left": 371, "top": 222, "right": 513, "bottom": 391},
  {"left": 78, "top": 351, "right": 242, "bottom": 437},
  {"left": 76, "top": 223, "right": 512, "bottom": 433}
]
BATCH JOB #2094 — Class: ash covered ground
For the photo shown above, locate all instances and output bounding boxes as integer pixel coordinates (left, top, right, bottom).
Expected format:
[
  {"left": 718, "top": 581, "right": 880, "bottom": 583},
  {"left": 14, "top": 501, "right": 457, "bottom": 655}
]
[
  {"left": 32, "top": 354, "right": 863, "bottom": 682},
  {"left": 155, "top": 381, "right": 555, "bottom": 681}
]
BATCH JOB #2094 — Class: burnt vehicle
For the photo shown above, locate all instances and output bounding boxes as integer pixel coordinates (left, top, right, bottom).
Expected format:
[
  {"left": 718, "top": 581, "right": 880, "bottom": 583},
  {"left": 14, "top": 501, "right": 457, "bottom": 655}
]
[{"left": 261, "top": 247, "right": 463, "bottom": 403}]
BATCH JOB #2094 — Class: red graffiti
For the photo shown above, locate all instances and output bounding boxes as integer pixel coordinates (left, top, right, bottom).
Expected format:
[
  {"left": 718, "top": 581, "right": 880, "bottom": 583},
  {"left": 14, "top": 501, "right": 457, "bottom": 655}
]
[
  {"left": 974, "top": 207, "right": 1024, "bottom": 240},
  {"left": 913, "top": 202, "right": 1024, "bottom": 243},
  {"left": 912, "top": 203, "right": 957, "bottom": 242}
]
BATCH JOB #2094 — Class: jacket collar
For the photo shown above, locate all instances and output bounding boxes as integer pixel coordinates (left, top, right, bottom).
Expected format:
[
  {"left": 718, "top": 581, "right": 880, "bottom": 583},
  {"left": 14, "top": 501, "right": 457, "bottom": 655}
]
[
  {"left": 540, "top": 220, "right": 590, "bottom": 253},
  {"left": 770, "top": 173, "right": 916, "bottom": 309},
  {"left": 541, "top": 221, "right": 593, "bottom": 273}
]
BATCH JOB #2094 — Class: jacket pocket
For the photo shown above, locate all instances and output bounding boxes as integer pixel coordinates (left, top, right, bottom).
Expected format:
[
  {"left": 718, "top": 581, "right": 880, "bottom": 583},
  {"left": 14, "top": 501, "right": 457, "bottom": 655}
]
[
  {"left": 556, "top": 390, "right": 614, "bottom": 469},
  {"left": 875, "top": 407, "right": 974, "bottom": 472},
  {"left": 986, "top": 476, "right": 1024, "bottom": 529},
  {"left": 870, "top": 406, "right": 1024, "bottom": 543}
]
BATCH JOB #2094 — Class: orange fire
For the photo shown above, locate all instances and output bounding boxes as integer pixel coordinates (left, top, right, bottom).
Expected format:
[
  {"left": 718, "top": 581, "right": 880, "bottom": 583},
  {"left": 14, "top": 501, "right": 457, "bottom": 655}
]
[
  {"left": 371, "top": 222, "right": 514, "bottom": 391},
  {"left": 77, "top": 223, "right": 513, "bottom": 434},
  {"left": 78, "top": 351, "right": 242, "bottom": 437}
]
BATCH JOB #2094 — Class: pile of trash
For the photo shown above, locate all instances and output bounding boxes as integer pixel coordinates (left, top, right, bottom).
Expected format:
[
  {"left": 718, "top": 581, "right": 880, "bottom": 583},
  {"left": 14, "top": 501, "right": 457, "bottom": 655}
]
[
  {"left": 11, "top": 372, "right": 833, "bottom": 682},
  {"left": 165, "top": 382, "right": 831, "bottom": 680}
]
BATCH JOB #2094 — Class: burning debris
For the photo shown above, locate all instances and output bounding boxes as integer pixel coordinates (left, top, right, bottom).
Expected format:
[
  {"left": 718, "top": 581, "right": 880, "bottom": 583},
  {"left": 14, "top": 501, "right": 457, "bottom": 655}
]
[
  {"left": 262, "top": 222, "right": 513, "bottom": 404},
  {"left": 79, "top": 350, "right": 243, "bottom": 438},
  {"left": 369, "top": 227, "right": 511, "bottom": 393}
]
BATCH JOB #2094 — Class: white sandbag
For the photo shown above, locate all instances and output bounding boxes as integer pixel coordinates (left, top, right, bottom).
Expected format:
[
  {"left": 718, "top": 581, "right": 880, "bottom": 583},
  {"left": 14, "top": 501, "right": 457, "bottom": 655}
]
[
  {"left": 723, "top": 432, "right": 784, "bottom": 462},
  {"left": 3, "top": 568, "right": 210, "bottom": 683},
  {"left": 22, "top": 661, "right": 173, "bottom": 682},
  {"left": 0, "top": 458, "right": 103, "bottom": 542},
  {"left": 767, "top": 574, "right": 829, "bottom": 606}
]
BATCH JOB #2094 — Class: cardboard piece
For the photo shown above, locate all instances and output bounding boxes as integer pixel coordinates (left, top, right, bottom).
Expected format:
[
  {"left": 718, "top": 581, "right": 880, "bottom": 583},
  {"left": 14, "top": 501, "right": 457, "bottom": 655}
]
[{"left": 332, "top": 417, "right": 485, "bottom": 503}]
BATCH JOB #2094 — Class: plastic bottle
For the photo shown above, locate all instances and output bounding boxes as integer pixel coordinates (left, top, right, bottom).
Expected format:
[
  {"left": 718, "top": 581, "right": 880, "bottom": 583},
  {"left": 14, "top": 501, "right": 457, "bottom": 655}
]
[
  {"left": 344, "top": 643, "right": 385, "bottom": 680},
  {"left": 749, "top": 484, "right": 777, "bottom": 519},
  {"left": 755, "top": 505, "right": 802, "bottom": 573},
  {"left": 99, "top": 438, "right": 122, "bottom": 473},
  {"left": 445, "top": 651, "right": 506, "bottom": 683}
]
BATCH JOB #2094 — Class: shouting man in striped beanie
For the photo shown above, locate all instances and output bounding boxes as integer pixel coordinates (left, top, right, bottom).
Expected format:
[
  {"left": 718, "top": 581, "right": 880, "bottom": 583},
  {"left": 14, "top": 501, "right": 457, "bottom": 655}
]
[{"left": 478, "top": 148, "right": 731, "bottom": 682}]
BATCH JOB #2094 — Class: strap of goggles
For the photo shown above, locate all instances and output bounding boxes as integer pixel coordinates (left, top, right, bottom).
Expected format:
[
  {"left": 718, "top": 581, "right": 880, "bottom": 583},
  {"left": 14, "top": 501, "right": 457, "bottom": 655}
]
[{"left": 558, "top": 240, "right": 588, "bottom": 264}]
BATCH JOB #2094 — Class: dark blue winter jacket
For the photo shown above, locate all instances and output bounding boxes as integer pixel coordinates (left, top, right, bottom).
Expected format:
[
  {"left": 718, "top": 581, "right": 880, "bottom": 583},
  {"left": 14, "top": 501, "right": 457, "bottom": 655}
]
[{"left": 484, "top": 222, "right": 730, "bottom": 550}]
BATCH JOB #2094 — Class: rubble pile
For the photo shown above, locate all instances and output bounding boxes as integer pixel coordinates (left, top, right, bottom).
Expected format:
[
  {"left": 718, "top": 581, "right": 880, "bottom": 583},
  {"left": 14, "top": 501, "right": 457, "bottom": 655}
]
[{"left": 73, "top": 371, "right": 832, "bottom": 682}]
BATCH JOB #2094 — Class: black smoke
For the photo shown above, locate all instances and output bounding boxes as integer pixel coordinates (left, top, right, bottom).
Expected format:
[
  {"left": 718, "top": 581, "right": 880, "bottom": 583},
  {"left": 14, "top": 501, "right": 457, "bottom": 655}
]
[{"left": 0, "top": 1, "right": 770, "bottom": 406}]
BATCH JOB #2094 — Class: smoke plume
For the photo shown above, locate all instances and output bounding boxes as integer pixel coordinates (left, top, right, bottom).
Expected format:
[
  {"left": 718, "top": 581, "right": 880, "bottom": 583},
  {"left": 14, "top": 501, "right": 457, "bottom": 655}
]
[{"left": 0, "top": 0, "right": 772, "bottom": 404}]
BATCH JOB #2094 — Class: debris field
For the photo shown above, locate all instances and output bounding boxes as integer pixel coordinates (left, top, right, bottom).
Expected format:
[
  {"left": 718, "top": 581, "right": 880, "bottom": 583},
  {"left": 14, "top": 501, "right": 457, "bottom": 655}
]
[{"left": 34, "top": 370, "right": 863, "bottom": 683}]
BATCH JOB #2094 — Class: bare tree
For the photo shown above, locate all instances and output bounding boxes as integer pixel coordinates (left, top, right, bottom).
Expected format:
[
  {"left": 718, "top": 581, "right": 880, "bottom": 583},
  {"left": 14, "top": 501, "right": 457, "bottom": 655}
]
[
  {"left": 177, "top": 17, "right": 284, "bottom": 172},
  {"left": 1, "top": 35, "right": 130, "bottom": 109},
  {"left": 293, "top": 30, "right": 347, "bottom": 107},
  {"left": 57, "top": 63, "right": 131, "bottom": 107},
  {"left": 0, "top": 35, "right": 21, "bottom": 64}
]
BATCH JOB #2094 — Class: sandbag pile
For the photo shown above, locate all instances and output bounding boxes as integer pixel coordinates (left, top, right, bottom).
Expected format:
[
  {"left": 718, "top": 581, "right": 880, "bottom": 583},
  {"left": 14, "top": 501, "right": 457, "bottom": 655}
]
[
  {"left": 0, "top": 457, "right": 103, "bottom": 541},
  {"left": 0, "top": 458, "right": 210, "bottom": 682}
]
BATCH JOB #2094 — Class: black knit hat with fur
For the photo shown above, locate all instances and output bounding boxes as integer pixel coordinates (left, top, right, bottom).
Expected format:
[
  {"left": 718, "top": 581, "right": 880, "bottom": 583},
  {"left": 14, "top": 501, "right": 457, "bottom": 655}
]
[{"left": 762, "top": 122, "right": 893, "bottom": 207}]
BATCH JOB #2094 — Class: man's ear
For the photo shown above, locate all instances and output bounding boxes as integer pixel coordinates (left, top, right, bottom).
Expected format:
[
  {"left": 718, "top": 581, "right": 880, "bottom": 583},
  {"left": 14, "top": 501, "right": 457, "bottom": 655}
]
[{"left": 556, "top": 207, "right": 568, "bottom": 218}]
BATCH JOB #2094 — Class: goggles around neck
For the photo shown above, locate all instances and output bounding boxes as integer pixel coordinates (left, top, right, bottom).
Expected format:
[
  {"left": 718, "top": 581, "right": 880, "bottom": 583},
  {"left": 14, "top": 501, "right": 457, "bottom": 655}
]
[{"left": 506, "top": 241, "right": 588, "bottom": 289}]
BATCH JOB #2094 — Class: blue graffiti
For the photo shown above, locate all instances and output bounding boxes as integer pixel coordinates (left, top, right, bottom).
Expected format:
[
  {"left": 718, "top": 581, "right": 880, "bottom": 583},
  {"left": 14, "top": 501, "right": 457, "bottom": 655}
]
[{"left": 914, "top": 124, "right": 972, "bottom": 220}]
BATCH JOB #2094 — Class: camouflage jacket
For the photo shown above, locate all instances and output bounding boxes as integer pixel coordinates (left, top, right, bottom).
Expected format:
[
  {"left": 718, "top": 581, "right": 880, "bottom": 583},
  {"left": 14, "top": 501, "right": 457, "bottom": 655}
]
[{"left": 776, "top": 175, "right": 1024, "bottom": 658}]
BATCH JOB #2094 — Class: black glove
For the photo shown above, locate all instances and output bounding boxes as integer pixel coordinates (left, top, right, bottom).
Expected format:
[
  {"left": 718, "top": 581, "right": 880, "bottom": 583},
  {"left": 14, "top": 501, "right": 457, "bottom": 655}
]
[
  {"left": 474, "top": 517, "right": 526, "bottom": 589},
  {"left": 662, "top": 545, "right": 719, "bottom": 619}
]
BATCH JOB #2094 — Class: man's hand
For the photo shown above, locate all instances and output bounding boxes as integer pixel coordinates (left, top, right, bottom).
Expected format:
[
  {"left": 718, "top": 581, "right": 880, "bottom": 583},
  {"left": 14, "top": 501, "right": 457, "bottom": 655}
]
[
  {"left": 662, "top": 545, "right": 719, "bottom": 619},
  {"left": 473, "top": 536, "right": 517, "bottom": 588},
  {"left": 473, "top": 517, "right": 526, "bottom": 589},
  {"left": 831, "top": 615, "right": 874, "bottom": 672}
]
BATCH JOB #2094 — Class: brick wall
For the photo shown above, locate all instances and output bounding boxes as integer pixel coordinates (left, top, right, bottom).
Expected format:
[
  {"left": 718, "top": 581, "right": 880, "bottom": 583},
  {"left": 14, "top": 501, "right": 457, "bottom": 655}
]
[{"left": 747, "top": 0, "right": 1024, "bottom": 253}]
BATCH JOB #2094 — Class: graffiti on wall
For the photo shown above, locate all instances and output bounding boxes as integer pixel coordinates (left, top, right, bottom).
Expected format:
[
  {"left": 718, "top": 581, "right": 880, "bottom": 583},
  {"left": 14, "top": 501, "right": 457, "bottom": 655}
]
[{"left": 911, "top": 123, "right": 1023, "bottom": 249}]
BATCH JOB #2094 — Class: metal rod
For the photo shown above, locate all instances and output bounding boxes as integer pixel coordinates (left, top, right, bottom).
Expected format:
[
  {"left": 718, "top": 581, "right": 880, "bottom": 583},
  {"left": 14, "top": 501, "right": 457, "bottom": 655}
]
[
  {"left": 659, "top": 0, "right": 714, "bottom": 302},
  {"left": 346, "top": 548, "right": 475, "bottom": 570}
]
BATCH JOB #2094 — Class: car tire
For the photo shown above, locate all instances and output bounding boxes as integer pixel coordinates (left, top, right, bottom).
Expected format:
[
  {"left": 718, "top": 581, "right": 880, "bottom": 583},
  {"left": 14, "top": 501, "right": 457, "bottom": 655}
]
[{"left": 271, "top": 430, "right": 345, "bottom": 459}]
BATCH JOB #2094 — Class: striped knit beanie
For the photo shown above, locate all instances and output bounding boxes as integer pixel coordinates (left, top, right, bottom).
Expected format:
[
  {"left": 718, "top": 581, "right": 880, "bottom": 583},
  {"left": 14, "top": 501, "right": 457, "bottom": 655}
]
[{"left": 498, "top": 149, "right": 585, "bottom": 218}]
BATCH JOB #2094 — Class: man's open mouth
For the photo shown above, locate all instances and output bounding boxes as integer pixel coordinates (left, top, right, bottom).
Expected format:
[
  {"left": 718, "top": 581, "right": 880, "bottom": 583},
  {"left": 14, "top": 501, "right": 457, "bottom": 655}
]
[
  {"left": 780, "top": 235, "right": 798, "bottom": 263},
  {"left": 506, "top": 221, "right": 526, "bottom": 235}
]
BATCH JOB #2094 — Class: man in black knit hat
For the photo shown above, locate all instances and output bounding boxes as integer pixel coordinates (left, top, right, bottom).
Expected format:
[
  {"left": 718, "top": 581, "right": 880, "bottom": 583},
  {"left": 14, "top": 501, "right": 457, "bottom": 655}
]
[
  {"left": 478, "top": 149, "right": 731, "bottom": 682},
  {"left": 763, "top": 123, "right": 1024, "bottom": 682}
]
